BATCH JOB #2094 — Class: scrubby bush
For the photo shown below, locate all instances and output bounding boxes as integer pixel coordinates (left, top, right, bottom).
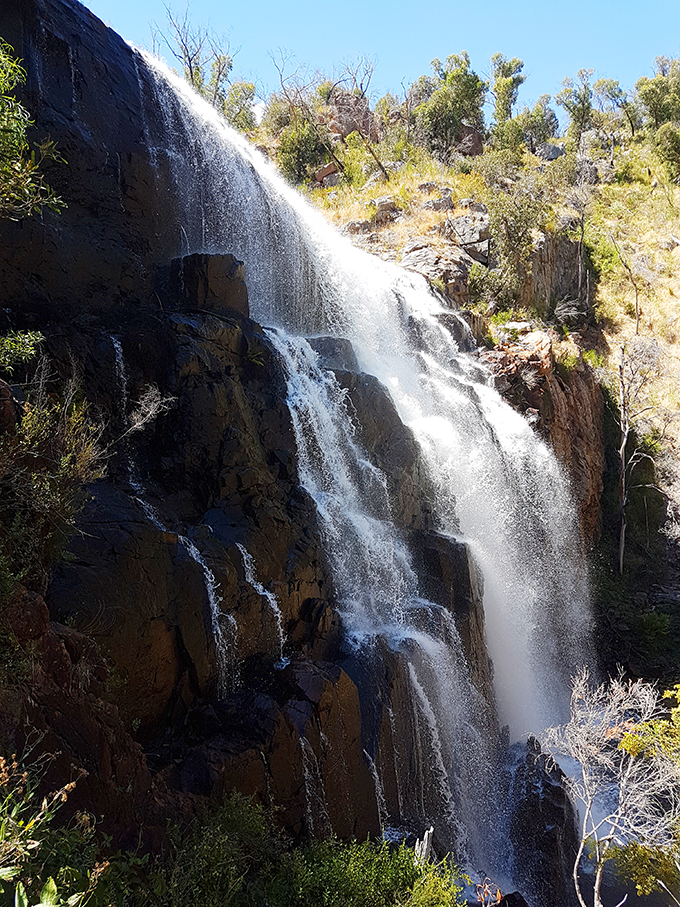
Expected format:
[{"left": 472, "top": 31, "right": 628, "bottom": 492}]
[
  {"left": 0, "top": 41, "right": 63, "bottom": 220},
  {"left": 655, "top": 122, "right": 680, "bottom": 181},
  {"left": 0, "top": 364, "right": 105, "bottom": 598},
  {"left": 277, "top": 120, "right": 328, "bottom": 183},
  {"left": 159, "top": 793, "right": 467, "bottom": 907}
]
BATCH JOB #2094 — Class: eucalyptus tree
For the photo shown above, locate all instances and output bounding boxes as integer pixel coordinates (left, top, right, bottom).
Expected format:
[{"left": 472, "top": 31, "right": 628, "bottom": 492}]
[
  {"left": 413, "top": 52, "right": 487, "bottom": 157},
  {"left": 556, "top": 68, "right": 595, "bottom": 143}
]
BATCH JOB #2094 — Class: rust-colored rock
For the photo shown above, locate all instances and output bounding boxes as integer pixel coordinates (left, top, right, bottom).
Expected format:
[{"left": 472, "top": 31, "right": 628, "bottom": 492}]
[
  {"left": 482, "top": 332, "right": 604, "bottom": 546},
  {"left": 0, "top": 587, "right": 157, "bottom": 847}
]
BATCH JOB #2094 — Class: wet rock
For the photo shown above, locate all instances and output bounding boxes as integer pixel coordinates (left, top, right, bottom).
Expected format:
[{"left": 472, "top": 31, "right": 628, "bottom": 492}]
[
  {"left": 163, "top": 659, "right": 379, "bottom": 840},
  {"left": 482, "top": 332, "right": 604, "bottom": 546},
  {"left": 0, "top": 0, "right": 180, "bottom": 316},
  {"left": 307, "top": 336, "right": 360, "bottom": 372},
  {"left": 509, "top": 737, "right": 578, "bottom": 907},
  {"left": 333, "top": 369, "right": 428, "bottom": 531},
  {"left": 168, "top": 253, "right": 249, "bottom": 317},
  {"left": 408, "top": 530, "right": 493, "bottom": 700},
  {"left": 48, "top": 309, "right": 334, "bottom": 736}
]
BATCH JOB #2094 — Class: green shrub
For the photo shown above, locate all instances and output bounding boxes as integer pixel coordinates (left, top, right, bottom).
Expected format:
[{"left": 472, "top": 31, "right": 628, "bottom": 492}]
[
  {"left": 160, "top": 794, "right": 283, "bottom": 907},
  {"left": 0, "top": 332, "right": 43, "bottom": 376},
  {"left": 0, "top": 372, "right": 104, "bottom": 597},
  {"left": 655, "top": 122, "right": 680, "bottom": 181},
  {"left": 0, "top": 41, "right": 64, "bottom": 220},
  {"left": 277, "top": 120, "right": 328, "bottom": 183},
  {"left": 287, "top": 838, "right": 466, "bottom": 907},
  {"left": 583, "top": 349, "right": 605, "bottom": 369},
  {"left": 159, "top": 793, "right": 467, "bottom": 907}
]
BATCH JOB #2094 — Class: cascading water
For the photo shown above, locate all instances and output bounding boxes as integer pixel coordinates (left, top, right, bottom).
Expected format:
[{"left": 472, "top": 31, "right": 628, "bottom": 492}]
[
  {"left": 236, "top": 543, "right": 288, "bottom": 667},
  {"left": 135, "top": 49, "right": 594, "bottom": 876}
]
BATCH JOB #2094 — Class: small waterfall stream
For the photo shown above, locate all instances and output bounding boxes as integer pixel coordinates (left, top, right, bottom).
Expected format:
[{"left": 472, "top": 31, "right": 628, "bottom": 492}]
[
  {"left": 110, "top": 334, "right": 238, "bottom": 696},
  {"left": 134, "top": 51, "right": 595, "bottom": 878},
  {"left": 236, "top": 543, "right": 288, "bottom": 667}
]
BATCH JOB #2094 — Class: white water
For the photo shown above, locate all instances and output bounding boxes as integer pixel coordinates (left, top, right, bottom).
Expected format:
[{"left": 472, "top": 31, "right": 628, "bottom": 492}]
[
  {"left": 136, "top": 51, "right": 594, "bottom": 872},
  {"left": 236, "top": 543, "right": 288, "bottom": 667}
]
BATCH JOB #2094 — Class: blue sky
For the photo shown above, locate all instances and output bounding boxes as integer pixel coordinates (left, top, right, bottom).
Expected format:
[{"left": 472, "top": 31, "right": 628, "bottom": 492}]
[{"left": 81, "top": 0, "right": 680, "bottom": 113}]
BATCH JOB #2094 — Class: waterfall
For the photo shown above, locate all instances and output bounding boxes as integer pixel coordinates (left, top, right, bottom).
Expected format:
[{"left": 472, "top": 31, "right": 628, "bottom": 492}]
[
  {"left": 236, "top": 543, "right": 288, "bottom": 667},
  {"left": 135, "top": 50, "right": 594, "bottom": 875}
]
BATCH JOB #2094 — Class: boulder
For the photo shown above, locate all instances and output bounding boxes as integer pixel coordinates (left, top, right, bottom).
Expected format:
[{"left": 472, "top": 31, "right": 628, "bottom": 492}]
[
  {"left": 535, "top": 142, "right": 565, "bottom": 161},
  {"left": 318, "top": 88, "right": 381, "bottom": 142},
  {"left": 369, "top": 195, "right": 401, "bottom": 226},
  {"left": 454, "top": 124, "right": 483, "bottom": 156},
  {"left": 344, "top": 219, "right": 373, "bottom": 234},
  {"left": 445, "top": 211, "right": 490, "bottom": 247},
  {"left": 314, "top": 162, "right": 338, "bottom": 183},
  {"left": 421, "top": 190, "right": 454, "bottom": 212},
  {"left": 400, "top": 239, "right": 475, "bottom": 307}
]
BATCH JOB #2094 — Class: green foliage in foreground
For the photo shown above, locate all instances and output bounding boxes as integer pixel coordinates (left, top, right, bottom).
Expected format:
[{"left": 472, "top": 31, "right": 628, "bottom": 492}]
[
  {"left": 1, "top": 759, "right": 468, "bottom": 907},
  {"left": 0, "top": 374, "right": 104, "bottom": 598},
  {"left": 159, "top": 795, "right": 467, "bottom": 907},
  {"left": 612, "top": 687, "right": 680, "bottom": 900},
  {"left": 0, "top": 331, "right": 43, "bottom": 375}
]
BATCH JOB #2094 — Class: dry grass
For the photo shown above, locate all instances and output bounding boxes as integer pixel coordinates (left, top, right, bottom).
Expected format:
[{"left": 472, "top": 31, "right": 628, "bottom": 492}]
[{"left": 306, "top": 158, "right": 487, "bottom": 259}]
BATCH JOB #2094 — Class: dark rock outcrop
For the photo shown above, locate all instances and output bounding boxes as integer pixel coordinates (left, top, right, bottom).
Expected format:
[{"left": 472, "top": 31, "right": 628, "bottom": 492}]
[
  {"left": 508, "top": 737, "right": 578, "bottom": 907},
  {"left": 519, "top": 232, "right": 582, "bottom": 314},
  {"left": 0, "top": 586, "right": 157, "bottom": 846},
  {"left": 0, "top": 3, "right": 582, "bottom": 892},
  {"left": 482, "top": 332, "right": 604, "bottom": 546},
  {"left": 0, "top": 0, "right": 186, "bottom": 319}
]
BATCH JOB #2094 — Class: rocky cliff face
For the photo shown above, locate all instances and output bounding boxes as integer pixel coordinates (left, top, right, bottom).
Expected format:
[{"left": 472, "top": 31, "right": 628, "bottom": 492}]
[
  {"left": 0, "top": 0, "right": 187, "bottom": 320},
  {"left": 0, "top": 1, "right": 584, "bottom": 890},
  {"left": 482, "top": 331, "right": 604, "bottom": 547}
]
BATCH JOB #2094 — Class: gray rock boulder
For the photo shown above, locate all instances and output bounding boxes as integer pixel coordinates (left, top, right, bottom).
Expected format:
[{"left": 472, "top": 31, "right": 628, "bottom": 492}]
[{"left": 535, "top": 142, "right": 565, "bottom": 161}]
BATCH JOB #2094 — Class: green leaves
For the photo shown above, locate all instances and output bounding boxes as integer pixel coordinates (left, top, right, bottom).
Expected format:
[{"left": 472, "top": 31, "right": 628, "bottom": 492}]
[
  {"left": 0, "top": 41, "right": 64, "bottom": 220},
  {"left": 0, "top": 331, "right": 44, "bottom": 376}
]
